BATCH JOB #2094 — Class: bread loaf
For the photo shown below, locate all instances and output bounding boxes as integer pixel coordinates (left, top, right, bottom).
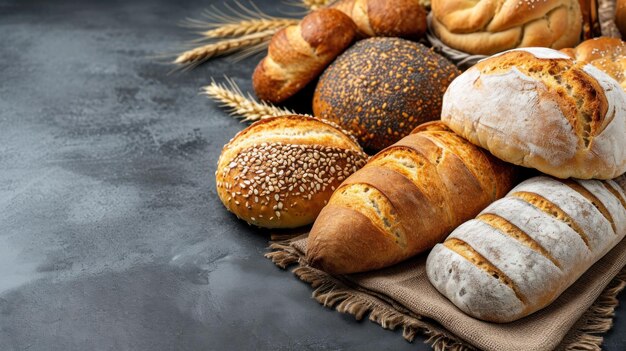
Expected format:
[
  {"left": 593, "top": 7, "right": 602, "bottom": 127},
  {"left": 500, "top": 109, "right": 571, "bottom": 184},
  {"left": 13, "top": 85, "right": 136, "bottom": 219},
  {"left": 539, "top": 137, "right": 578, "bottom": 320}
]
[
  {"left": 313, "top": 38, "right": 460, "bottom": 151},
  {"left": 306, "top": 122, "right": 516, "bottom": 274},
  {"left": 427, "top": 175, "right": 626, "bottom": 323},
  {"left": 330, "top": 0, "right": 427, "bottom": 39},
  {"left": 216, "top": 115, "right": 368, "bottom": 229},
  {"left": 252, "top": 9, "right": 356, "bottom": 104},
  {"left": 561, "top": 37, "right": 626, "bottom": 90},
  {"left": 441, "top": 47, "right": 626, "bottom": 179},
  {"left": 431, "top": 0, "right": 582, "bottom": 55}
]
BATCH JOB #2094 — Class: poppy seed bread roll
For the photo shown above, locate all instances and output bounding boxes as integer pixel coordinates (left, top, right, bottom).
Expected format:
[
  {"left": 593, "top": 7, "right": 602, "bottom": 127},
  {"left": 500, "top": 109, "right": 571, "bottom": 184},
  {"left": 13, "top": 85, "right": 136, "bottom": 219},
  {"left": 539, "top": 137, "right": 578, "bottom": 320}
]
[
  {"left": 442, "top": 48, "right": 626, "bottom": 179},
  {"left": 216, "top": 115, "right": 368, "bottom": 229},
  {"left": 313, "top": 38, "right": 460, "bottom": 151},
  {"left": 427, "top": 175, "right": 626, "bottom": 322},
  {"left": 306, "top": 121, "right": 517, "bottom": 274}
]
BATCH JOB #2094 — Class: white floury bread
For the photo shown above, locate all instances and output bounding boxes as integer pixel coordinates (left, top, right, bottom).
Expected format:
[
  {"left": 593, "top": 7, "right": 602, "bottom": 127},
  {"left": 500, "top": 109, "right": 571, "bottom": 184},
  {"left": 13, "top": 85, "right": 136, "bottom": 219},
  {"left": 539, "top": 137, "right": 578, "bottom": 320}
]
[
  {"left": 441, "top": 48, "right": 626, "bottom": 179},
  {"left": 426, "top": 175, "right": 626, "bottom": 323}
]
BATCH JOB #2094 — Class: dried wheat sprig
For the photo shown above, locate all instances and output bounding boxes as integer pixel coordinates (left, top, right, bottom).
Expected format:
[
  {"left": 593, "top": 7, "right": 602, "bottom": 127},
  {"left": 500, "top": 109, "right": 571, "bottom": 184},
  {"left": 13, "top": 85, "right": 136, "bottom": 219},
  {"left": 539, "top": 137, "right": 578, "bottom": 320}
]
[
  {"left": 299, "top": 0, "right": 333, "bottom": 11},
  {"left": 203, "top": 78, "right": 299, "bottom": 122},
  {"left": 200, "top": 18, "right": 298, "bottom": 38},
  {"left": 173, "top": 30, "right": 276, "bottom": 67}
]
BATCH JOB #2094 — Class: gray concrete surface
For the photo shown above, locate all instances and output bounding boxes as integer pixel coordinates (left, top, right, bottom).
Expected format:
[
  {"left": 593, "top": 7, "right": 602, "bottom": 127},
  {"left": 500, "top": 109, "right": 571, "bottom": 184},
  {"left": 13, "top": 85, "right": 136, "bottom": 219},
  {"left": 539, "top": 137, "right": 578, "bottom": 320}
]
[{"left": 0, "top": 0, "right": 624, "bottom": 350}]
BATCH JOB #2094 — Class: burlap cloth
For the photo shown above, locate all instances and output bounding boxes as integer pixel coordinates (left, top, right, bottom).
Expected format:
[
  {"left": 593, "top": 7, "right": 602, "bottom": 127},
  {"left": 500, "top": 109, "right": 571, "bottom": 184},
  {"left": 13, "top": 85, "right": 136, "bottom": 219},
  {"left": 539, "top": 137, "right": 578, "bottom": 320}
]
[{"left": 267, "top": 234, "right": 626, "bottom": 351}]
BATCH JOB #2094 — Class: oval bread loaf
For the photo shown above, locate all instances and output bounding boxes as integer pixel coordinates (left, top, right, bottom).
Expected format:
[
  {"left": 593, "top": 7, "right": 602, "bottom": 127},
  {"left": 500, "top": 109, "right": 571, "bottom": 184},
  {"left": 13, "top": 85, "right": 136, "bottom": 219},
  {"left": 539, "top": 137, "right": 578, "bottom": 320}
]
[
  {"left": 252, "top": 8, "right": 357, "bottom": 104},
  {"left": 441, "top": 47, "right": 626, "bottom": 179},
  {"left": 306, "top": 121, "right": 516, "bottom": 274},
  {"left": 330, "top": 0, "right": 427, "bottom": 39},
  {"left": 216, "top": 115, "right": 368, "bottom": 229},
  {"left": 426, "top": 175, "right": 626, "bottom": 323}
]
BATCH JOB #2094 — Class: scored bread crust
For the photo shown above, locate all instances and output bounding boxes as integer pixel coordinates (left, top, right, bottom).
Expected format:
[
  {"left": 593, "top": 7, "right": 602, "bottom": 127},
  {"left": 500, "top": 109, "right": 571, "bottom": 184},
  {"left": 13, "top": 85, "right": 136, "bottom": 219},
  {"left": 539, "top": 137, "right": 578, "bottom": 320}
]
[
  {"left": 441, "top": 47, "right": 626, "bottom": 179},
  {"left": 330, "top": 0, "right": 427, "bottom": 39},
  {"left": 431, "top": 0, "right": 582, "bottom": 55},
  {"left": 252, "top": 9, "right": 356, "bottom": 103},
  {"left": 306, "top": 121, "right": 516, "bottom": 274},
  {"left": 215, "top": 115, "right": 368, "bottom": 229},
  {"left": 427, "top": 176, "right": 626, "bottom": 323}
]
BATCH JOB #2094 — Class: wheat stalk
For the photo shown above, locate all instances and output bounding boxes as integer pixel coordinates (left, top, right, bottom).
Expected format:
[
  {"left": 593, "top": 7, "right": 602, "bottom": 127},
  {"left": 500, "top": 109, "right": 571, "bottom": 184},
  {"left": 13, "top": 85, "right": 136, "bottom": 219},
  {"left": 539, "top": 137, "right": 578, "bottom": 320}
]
[
  {"left": 174, "top": 30, "right": 276, "bottom": 66},
  {"left": 200, "top": 18, "right": 298, "bottom": 38},
  {"left": 300, "top": 0, "right": 332, "bottom": 11},
  {"left": 203, "top": 78, "right": 298, "bottom": 122}
]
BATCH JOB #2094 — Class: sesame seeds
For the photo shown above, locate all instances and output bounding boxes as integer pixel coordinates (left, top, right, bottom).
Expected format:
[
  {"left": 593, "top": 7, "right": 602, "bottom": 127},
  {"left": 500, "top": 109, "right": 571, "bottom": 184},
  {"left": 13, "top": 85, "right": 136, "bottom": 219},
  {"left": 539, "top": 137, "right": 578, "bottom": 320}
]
[{"left": 217, "top": 141, "right": 367, "bottom": 223}]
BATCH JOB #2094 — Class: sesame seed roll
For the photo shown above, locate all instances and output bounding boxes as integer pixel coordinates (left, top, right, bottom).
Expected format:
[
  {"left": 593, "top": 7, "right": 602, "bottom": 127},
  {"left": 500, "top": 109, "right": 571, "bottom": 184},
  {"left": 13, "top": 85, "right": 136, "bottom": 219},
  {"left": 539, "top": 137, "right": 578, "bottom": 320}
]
[{"left": 216, "top": 115, "right": 368, "bottom": 229}]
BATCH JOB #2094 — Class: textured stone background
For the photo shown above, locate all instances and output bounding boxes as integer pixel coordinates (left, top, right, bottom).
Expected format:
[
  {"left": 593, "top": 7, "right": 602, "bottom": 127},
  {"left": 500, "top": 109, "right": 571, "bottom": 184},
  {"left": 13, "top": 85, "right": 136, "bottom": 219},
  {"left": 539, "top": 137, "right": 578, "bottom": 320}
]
[{"left": 0, "top": 0, "right": 624, "bottom": 350}]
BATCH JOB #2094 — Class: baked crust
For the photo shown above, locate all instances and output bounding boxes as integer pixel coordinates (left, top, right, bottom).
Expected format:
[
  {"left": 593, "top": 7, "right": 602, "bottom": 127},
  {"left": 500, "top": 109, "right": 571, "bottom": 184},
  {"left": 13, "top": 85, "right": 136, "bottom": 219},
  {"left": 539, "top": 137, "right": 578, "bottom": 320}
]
[
  {"left": 441, "top": 48, "right": 626, "bottom": 179},
  {"left": 252, "top": 9, "right": 356, "bottom": 103},
  {"left": 215, "top": 115, "right": 367, "bottom": 229},
  {"left": 431, "top": 0, "right": 582, "bottom": 55}
]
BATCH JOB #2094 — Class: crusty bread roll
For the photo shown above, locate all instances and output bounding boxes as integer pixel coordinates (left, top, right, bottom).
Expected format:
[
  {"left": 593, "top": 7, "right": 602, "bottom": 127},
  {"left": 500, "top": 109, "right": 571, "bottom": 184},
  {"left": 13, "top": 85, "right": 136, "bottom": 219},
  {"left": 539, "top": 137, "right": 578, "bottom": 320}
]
[
  {"left": 330, "top": 0, "right": 427, "bottom": 39},
  {"left": 313, "top": 38, "right": 460, "bottom": 151},
  {"left": 252, "top": 9, "right": 356, "bottom": 104},
  {"left": 442, "top": 47, "right": 626, "bottom": 179},
  {"left": 431, "top": 0, "right": 582, "bottom": 55},
  {"left": 427, "top": 175, "right": 626, "bottom": 323},
  {"left": 306, "top": 122, "right": 516, "bottom": 274},
  {"left": 561, "top": 37, "right": 626, "bottom": 90},
  {"left": 216, "top": 115, "right": 368, "bottom": 229}
]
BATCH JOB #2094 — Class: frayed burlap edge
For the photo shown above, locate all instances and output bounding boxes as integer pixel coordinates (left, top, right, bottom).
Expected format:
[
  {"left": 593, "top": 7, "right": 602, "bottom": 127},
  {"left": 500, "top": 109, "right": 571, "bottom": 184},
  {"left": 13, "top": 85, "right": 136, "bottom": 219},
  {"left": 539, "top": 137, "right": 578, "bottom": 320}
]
[{"left": 266, "top": 240, "right": 626, "bottom": 351}]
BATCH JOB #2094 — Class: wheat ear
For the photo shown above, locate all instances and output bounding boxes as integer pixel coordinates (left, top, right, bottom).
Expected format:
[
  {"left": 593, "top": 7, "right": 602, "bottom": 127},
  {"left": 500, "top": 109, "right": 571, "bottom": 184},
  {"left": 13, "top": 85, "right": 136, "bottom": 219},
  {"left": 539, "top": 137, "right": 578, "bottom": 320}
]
[
  {"left": 203, "top": 78, "right": 298, "bottom": 122},
  {"left": 299, "top": 0, "right": 333, "bottom": 11},
  {"left": 200, "top": 18, "right": 298, "bottom": 38},
  {"left": 174, "top": 30, "right": 275, "bottom": 66}
]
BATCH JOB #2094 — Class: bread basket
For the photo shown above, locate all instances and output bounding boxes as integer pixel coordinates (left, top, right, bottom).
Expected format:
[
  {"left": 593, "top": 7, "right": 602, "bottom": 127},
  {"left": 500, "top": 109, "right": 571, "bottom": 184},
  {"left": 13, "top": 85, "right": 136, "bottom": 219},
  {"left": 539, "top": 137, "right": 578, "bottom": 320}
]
[{"left": 426, "top": 0, "right": 622, "bottom": 70}]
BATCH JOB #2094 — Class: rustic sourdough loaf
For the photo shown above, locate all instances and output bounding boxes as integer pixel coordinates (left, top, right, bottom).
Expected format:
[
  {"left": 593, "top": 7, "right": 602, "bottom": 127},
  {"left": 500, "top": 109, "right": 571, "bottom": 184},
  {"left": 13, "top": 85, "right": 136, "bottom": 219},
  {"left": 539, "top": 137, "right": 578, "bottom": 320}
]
[
  {"left": 330, "top": 0, "right": 427, "bottom": 39},
  {"left": 252, "top": 9, "right": 356, "bottom": 104},
  {"left": 427, "top": 175, "right": 626, "bottom": 323},
  {"left": 216, "top": 115, "right": 367, "bottom": 229},
  {"left": 442, "top": 47, "right": 626, "bottom": 179},
  {"left": 306, "top": 121, "right": 516, "bottom": 274},
  {"left": 431, "top": 0, "right": 582, "bottom": 55},
  {"left": 314, "top": 38, "right": 460, "bottom": 151}
]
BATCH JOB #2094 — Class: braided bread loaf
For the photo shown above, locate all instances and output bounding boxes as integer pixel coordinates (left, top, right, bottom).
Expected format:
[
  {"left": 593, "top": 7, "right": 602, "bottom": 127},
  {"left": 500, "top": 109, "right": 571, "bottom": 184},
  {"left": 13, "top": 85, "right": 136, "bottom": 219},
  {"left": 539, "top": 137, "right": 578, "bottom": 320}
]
[
  {"left": 216, "top": 115, "right": 368, "bottom": 229},
  {"left": 431, "top": 0, "right": 582, "bottom": 55},
  {"left": 252, "top": 9, "right": 356, "bottom": 103},
  {"left": 427, "top": 175, "right": 626, "bottom": 322},
  {"left": 306, "top": 122, "right": 516, "bottom": 274},
  {"left": 442, "top": 48, "right": 626, "bottom": 179},
  {"left": 331, "top": 0, "right": 427, "bottom": 39}
]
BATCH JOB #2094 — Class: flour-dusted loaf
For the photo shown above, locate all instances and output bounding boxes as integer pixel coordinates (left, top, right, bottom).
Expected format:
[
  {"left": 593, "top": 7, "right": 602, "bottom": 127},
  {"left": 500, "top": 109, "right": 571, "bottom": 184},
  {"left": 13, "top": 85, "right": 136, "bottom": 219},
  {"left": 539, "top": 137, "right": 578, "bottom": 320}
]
[
  {"left": 427, "top": 175, "right": 626, "bottom": 323},
  {"left": 442, "top": 47, "right": 626, "bottom": 179},
  {"left": 431, "top": 0, "right": 582, "bottom": 55},
  {"left": 216, "top": 115, "right": 368, "bottom": 229},
  {"left": 314, "top": 38, "right": 460, "bottom": 151},
  {"left": 330, "top": 0, "right": 427, "bottom": 39},
  {"left": 306, "top": 122, "right": 516, "bottom": 274},
  {"left": 252, "top": 9, "right": 356, "bottom": 103}
]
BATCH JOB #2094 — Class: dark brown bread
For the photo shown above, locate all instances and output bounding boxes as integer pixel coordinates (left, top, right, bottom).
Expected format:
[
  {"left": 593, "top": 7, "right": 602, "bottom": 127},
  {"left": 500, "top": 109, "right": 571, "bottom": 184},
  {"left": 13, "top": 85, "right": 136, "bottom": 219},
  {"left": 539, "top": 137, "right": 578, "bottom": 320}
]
[
  {"left": 252, "top": 9, "right": 357, "bottom": 104},
  {"left": 306, "top": 121, "right": 517, "bottom": 274},
  {"left": 313, "top": 38, "right": 460, "bottom": 151}
]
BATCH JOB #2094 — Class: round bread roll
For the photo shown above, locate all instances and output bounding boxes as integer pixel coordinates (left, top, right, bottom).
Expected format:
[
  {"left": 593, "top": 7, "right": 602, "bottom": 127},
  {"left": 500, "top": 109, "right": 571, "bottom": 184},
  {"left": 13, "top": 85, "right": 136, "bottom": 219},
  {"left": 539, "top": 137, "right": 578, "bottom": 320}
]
[
  {"left": 313, "top": 37, "right": 460, "bottom": 151},
  {"left": 431, "top": 0, "right": 582, "bottom": 55},
  {"left": 561, "top": 37, "right": 626, "bottom": 90},
  {"left": 330, "top": 0, "right": 427, "bottom": 39},
  {"left": 216, "top": 115, "right": 368, "bottom": 229},
  {"left": 441, "top": 47, "right": 626, "bottom": 180}
]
